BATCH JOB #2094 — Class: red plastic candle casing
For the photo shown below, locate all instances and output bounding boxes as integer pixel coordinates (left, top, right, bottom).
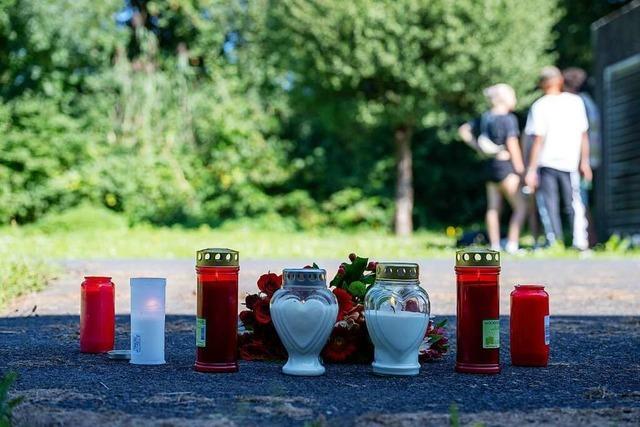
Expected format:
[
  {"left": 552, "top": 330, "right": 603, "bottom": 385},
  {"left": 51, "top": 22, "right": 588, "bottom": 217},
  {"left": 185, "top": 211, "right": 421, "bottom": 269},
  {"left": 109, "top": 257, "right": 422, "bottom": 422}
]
[
  {"left": 455, "top": 249, "right": 501, "bottom": 374},
  {"left": 510, "top": 284, "right": 549, "bottom": 366},
  {"left": 80, "top": 276, "right": 115, "bottom": 353},
  {"left": 194, "top": 248, "right": 240, "bottom": 373}
]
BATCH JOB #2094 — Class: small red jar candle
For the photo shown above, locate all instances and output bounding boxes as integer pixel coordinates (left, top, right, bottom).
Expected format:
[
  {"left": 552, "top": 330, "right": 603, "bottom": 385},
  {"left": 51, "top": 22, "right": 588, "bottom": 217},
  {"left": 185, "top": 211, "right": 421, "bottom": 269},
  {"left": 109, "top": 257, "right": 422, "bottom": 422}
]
[
  {"left": 80, "top": 276, "right": 115, "bottom": 353},
  {"left": 194, "top": 248, "right": 240, "bottom": 373},
  {"left": 510, "top": 284, "right": 549, "bottom": 366},
  {"left": 455, "top": 249, "right": 501, "bottom": 374}
]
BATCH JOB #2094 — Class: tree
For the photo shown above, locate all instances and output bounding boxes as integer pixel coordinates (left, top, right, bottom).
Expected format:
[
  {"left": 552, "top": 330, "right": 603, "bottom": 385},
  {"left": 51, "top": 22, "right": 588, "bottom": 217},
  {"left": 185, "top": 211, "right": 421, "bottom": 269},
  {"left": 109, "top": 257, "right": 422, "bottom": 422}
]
[
  {"left": 553, "top": 0, "right": 631, "bottom": 71},
  {"left": 257, "top": 0, "right": 558, "bottom": 235}
]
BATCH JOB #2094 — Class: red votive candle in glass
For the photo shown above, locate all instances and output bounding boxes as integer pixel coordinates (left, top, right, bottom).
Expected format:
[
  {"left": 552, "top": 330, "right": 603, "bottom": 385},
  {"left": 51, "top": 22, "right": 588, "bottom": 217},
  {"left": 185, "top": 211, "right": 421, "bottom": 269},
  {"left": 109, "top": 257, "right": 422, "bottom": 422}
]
[
  {"left": 455, "top": 248, "right": 501, "bottom": 374},
  {"left": 80, "top": 276, "right": 115, "bottom": 353},
  {"left": 194, "top": 248, "right": 240, "bottom": 373},
  {"left": 510, "top": 284, "right": 549, "bottom": 366}
]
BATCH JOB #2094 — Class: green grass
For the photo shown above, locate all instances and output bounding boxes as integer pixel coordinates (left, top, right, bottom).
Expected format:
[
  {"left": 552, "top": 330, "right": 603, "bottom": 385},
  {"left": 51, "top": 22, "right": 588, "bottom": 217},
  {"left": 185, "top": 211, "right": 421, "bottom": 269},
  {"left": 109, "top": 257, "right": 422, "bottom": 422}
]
[
  {"left": 1, "top": 205, "right": 638, "bottom": 261},
  {"left": 2, "top": 224, "right": 454, "bottom": 260},
  {"left": 0, "top": 249, "right": 57, "bottom": 309},
  {"left": 0, "top": 371, "right": 23, "bottom": 427}
]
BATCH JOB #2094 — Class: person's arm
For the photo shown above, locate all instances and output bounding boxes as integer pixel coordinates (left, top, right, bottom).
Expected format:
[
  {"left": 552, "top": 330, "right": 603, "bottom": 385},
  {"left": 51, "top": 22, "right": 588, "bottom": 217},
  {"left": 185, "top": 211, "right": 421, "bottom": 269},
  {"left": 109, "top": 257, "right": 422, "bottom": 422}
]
[
  {"left": 506, "top": 136, "right": 525, "bottom": 175},
  {"left": 458, "top": 123, "right": 478, "bottom": 151},
  {"left": 525, "top": 135, "right": 544, "bottom": 189},
  {"left": 579, "top": 131, "right": 592, "bottom": 181}
]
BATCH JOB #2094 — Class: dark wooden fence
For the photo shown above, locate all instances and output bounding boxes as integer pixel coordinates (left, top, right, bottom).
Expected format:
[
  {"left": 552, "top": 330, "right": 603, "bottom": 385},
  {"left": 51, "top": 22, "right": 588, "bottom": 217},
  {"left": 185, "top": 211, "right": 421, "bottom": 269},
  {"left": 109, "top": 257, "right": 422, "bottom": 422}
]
[{"left": 593, "top": 0, "right": 640, "bottom": 239}]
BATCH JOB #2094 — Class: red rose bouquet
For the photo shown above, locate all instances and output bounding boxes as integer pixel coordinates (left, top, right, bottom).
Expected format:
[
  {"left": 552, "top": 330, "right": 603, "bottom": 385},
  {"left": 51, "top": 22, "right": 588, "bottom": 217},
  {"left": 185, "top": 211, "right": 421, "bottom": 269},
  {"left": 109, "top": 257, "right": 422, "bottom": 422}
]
[{"left": 238, "top": 255, "right": 448, "bottom": 363}]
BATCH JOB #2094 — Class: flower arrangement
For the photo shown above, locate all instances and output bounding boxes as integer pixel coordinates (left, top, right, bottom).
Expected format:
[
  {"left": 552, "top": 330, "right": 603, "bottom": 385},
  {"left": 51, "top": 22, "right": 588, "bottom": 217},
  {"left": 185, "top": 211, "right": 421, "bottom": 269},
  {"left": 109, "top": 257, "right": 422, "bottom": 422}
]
[{"left": 238, "top": 254, "right": 448, "bottom": 363}]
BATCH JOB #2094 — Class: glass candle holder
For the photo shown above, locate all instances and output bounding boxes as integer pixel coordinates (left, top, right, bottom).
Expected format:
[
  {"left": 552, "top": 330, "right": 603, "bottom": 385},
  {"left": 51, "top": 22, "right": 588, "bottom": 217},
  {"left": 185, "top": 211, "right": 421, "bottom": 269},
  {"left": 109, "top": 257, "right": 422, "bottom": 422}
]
[
  {"left": 270, "top": 268, "right": 338, "bottom": 376},
  {"left": 195, "top": 248, "right": 240, "bottom": 373},
  {"left": 80, "top": 276, "right": 115, "bottom": 353},
  {"left": 510, "top": 284, "right": 549, "bottom": 366},
  {"left": 130, "top": 277, "right": 166, "bottom": 365},
  {"left": 455, "top": 248, "right": 501, "bottom": 374},
  {"left": 364, "top": 263, "right": 430, "bottom": 376}
]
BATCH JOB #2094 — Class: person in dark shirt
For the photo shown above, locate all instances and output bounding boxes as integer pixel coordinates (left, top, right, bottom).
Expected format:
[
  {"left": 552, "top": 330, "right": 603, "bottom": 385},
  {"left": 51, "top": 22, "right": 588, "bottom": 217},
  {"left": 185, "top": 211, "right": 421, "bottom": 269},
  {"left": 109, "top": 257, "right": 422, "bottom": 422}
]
[{"left": 458, "top": 83, "right": 527, "bottom": 253}]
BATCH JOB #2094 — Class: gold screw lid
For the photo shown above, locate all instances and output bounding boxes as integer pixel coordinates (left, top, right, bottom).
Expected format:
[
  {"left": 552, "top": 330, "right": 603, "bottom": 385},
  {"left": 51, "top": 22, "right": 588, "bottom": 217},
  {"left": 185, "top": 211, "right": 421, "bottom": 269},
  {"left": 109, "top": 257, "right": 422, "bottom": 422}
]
[
  {"left": 455, "top": 248, "right": 500, "bottom": 267},
  {"left": 375, "top": 262, "right": 419, "bottom": 282},
  {"left": 282, "top": 268, "right": 327, "bottom": 287},
  {"left": 196, "top": 248, "right": 239, "bottom": 267}
]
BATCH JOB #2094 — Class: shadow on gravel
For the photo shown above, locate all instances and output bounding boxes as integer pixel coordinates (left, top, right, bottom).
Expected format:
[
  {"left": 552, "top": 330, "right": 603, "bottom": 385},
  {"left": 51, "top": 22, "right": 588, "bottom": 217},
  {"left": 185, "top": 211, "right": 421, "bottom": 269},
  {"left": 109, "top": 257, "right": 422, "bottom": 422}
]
[{"left": 0, "top": 315, "right": 639, "bottom": 426}]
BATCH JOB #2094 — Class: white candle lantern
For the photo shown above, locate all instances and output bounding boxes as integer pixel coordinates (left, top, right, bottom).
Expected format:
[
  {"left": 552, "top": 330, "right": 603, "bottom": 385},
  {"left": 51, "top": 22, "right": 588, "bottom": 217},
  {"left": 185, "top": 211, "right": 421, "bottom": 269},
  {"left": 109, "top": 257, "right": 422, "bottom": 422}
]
[
  {"left": 270, "top": 268, "right": 338, "bottom": 376},
  {"left": 365, "top": 263, "right": 430, "bottom": 376},
  {"left": 130, "top": 277, "right": 166, "bottom": 365}
]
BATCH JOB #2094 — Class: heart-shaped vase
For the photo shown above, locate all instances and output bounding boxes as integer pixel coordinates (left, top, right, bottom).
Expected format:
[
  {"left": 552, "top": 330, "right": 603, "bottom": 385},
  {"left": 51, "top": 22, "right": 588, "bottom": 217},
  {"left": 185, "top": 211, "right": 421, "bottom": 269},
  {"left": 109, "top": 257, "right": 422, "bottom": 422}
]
[{"left": 271, "top": 296, "right": 337, "bottom": 376}]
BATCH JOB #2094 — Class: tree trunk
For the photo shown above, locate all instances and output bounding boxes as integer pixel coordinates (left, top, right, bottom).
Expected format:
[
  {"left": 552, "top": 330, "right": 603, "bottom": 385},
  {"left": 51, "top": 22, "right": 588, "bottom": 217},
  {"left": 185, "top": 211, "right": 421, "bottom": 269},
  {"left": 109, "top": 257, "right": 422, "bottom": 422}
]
[{"left": 394, "top": 125, "right": 414, "bottom": 236}]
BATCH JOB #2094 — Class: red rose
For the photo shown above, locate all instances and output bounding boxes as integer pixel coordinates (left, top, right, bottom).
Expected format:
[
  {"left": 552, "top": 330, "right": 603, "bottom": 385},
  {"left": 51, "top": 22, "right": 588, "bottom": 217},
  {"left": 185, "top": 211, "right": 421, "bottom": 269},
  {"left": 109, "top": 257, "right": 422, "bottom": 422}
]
[
  {"left": 333, "top": 288, "right": 355, "bottom": 320},
  {"left": 322, "top": 323, "right": 358, "bottom": 363},
  {"left": 405, "top": 300, "right": 420, "bottom": 312},
  {"left": 253, "top": 298, "right": 272, "bottom": 325},
  {"left": 245, "top": 294, "right": 260, "bottom": 310},
  {"left": 239, "top": 339, "right": 270, "bottom": 361},
  {"left": 239, "top": 310, "right": 255, "bottom": 329},
  {"left": 257, "top": 273, "right": 282, "bottom": 296},
  {"left": 344, "top": 304, "right": 365, "bottom": 325}
]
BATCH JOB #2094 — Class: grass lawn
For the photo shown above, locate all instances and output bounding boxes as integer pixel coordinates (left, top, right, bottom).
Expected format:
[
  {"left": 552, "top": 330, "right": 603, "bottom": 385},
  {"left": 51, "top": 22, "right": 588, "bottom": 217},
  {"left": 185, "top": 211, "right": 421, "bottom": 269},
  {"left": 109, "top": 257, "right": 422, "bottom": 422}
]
[
  {"left": 1, "top": 206, "right": 637, "bottom": 260},
  {"left": 3, "top": 225, "right": 456, "bottom": 260},
  {"left": 0, "top": 205, "right": 637, "bottom": 309}
]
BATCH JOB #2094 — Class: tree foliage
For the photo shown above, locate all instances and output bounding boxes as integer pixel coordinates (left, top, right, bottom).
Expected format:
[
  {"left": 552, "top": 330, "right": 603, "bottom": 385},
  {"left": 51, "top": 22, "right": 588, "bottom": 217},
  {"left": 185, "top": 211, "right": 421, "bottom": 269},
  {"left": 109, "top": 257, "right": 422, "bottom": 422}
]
[{"left": 0, "top": 0, "right": 604, "bottom": 231}]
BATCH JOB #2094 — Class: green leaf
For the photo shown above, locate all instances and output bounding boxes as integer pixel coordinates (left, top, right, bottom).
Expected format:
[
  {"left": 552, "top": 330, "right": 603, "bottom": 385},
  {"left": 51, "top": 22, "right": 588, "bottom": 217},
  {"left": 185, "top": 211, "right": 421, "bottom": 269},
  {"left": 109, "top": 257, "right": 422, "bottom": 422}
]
[
  {"left": 434, "top": 319, "right": 448, "bottom": 329},
  {"left": 347, "top": 281, "right": 366, "bottom": 299},
  {"left": 362, "top": 273, "right": 376, "bottom": 285},
  {"left": 8, "top": 396, "right": 23, "bottom": 409},
  {"left": 342, "top": 256, "right": 368, "bottom": 284}
]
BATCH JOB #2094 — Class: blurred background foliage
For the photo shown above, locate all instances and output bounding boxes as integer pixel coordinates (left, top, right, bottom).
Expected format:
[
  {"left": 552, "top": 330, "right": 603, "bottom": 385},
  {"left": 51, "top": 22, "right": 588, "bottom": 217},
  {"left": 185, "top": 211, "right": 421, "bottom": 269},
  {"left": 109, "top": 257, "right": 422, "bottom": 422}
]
[{"left": 0, "top": 0, "right": 631, "bottom": 231}]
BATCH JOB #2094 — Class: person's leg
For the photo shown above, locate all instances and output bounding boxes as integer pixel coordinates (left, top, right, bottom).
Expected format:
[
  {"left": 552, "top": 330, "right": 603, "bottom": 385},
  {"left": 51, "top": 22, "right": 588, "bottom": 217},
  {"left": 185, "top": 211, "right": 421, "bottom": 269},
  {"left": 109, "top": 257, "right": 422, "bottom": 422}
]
[
  {"left": 557, "top": 171, "right": 576, "bottom": 247},
  {"left": 485, "top": 182, "right": 502, "bottom": 250},
  {"left": 499, "top": 174, "right": 526, "bottom": 252},
  {"left": 570, "top": 172, "right": 589, "bottom": 250},
  {"left": 537, "top": 167, "right": 562, "bottom": 244}
]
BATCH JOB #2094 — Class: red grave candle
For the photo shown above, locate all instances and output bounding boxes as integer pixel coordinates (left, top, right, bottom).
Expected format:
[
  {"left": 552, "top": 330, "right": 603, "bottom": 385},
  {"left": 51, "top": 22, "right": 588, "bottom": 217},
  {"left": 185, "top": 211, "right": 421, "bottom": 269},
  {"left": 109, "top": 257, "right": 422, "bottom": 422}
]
[
  {"left": 455, "top": 249, "right": 501, "bottom": 374},
  {"left": 194, "top": 248, "right": 240, "bottom": 373},
  {"left": 510, "top": 284, "right": 549, "bottom": 366},
  {"left": 80, "top": 276, "right": 115, "bottom": 353}
]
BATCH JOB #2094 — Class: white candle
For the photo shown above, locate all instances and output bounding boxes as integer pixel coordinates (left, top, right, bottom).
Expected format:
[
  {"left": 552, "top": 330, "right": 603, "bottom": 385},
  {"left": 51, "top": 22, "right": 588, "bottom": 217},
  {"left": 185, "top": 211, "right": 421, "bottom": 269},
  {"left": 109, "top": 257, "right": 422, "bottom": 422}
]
[{"left": 130, "top": 278, "right": 166, "bottom": 365}]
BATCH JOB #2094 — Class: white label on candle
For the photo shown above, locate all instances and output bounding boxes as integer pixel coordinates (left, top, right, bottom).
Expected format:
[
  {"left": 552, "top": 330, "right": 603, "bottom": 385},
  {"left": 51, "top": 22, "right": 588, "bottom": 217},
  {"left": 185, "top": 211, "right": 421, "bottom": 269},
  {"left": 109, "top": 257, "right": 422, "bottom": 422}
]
[
  {"left": 544, "top": 315, "right": 550, "bottom": 345},
  {"left": 196, "top": 317, "right": 206, "bottom": 347},
  {"left": 133, "top": 334, "right": 142, "bottom": 354}
]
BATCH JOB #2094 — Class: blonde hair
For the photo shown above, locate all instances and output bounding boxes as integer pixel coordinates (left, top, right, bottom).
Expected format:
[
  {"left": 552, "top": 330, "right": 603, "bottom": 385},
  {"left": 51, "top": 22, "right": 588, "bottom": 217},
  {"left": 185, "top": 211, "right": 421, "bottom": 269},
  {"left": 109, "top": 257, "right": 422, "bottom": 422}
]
[{"left": 483, "top": 83, "right": 517, "bottom": 110}]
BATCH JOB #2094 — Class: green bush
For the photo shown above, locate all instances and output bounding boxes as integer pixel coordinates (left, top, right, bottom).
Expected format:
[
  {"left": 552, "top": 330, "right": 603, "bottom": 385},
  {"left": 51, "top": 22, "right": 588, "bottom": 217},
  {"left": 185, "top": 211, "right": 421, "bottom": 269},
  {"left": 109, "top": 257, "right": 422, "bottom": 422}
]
[
  {"left": 27, "top": 204, "right": 128, "bottom": 233},
  {"left": 3, "top": 0, "right": 610, "bottom": 232},
  {"left": 0, "top": 246, "right": 56, "bottom": 309},
  {"left": 322, "top": 188, "right": 392, "bottom": 230}
]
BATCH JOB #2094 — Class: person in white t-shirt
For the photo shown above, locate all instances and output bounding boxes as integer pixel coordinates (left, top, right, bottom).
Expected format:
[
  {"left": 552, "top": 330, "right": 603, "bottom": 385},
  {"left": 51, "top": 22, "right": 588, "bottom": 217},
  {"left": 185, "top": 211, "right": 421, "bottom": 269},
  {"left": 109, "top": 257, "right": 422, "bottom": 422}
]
[{"left": 524, "top": 66, "right": 592, "bottom": 249}]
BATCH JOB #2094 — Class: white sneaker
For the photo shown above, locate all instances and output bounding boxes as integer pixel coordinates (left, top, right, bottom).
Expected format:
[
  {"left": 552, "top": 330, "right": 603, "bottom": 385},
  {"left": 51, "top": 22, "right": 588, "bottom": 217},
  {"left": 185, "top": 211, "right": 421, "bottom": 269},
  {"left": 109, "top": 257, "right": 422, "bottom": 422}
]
[{"left": 505, "top": 241, "right": 519, "bottom": 254}]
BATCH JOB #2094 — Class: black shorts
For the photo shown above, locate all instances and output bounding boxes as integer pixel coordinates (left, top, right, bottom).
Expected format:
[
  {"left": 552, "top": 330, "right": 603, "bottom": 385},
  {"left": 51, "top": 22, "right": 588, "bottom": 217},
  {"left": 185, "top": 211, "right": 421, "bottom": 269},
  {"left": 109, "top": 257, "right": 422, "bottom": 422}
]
[{"left": 486, "top": 159, "right": 515, "bottom": 183}]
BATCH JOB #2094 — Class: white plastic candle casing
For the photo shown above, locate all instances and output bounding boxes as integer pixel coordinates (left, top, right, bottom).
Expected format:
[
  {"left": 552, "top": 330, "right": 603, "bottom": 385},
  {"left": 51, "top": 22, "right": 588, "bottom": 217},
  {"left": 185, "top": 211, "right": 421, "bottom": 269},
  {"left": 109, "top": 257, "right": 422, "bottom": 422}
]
[{"left": 130, "top": 277, "right": 166, "bottom": 365}]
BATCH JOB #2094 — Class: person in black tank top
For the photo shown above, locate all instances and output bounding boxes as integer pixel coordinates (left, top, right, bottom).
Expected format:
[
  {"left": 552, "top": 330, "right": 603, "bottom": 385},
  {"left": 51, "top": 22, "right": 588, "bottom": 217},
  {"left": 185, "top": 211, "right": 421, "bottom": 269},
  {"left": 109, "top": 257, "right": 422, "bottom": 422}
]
[{"left": 458, "top": 84, "right": 527, "bottom": 253}]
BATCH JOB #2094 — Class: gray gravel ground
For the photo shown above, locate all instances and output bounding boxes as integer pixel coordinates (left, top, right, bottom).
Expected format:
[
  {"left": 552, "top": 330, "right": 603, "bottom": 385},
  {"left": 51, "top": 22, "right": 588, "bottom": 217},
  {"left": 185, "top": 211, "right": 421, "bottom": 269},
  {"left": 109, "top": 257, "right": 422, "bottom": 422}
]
[
  {"left": 1, "top": 314, "right": 639, "bottom": 426},
  {"left": 3, "top": 258, "right": 640, "bottom": 316},
  {"left": 1, "top": 258, "right": 639, "bottom": 426}
]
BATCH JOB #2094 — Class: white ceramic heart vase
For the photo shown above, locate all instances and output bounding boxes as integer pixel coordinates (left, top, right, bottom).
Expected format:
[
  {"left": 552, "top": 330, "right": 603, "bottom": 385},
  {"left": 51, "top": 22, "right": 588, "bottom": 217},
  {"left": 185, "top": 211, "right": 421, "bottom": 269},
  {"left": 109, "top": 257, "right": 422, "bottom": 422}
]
[{"left": 271, "top": 297, "right": 338, "bottom": 376}]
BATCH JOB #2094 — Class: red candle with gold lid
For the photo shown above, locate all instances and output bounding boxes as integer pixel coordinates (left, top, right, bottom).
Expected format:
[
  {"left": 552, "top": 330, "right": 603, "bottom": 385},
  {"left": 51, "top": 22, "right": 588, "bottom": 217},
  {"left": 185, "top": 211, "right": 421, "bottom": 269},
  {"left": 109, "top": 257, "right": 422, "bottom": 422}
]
[
  {"left": 510, "top": 284, "right": 549, "bottom": 366},
  {"left": 194, "top": 248, "right": 240, "bottom": 373},
  {"left": 80, "top": 276, "right": 115, "bottom": 353},
  {"left": 455, "top": 248, "right": 501, "bottom": 374}
]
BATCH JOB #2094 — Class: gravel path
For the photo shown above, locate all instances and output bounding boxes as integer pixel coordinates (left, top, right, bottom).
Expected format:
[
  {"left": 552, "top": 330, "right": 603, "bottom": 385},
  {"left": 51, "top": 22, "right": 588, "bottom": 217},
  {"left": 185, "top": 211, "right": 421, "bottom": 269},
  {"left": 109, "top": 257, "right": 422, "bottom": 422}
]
[
  {"left": 1, "top": 314, "right": 638, "bottom": 426},
  {"left": 1, "top": 258, "right": 639, "bottom": 426},
  {"left": 3, "top": 258, "right": 640, "bottom": 316}
]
